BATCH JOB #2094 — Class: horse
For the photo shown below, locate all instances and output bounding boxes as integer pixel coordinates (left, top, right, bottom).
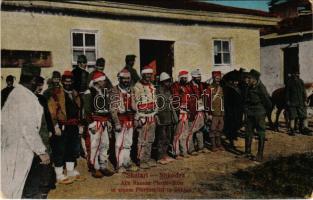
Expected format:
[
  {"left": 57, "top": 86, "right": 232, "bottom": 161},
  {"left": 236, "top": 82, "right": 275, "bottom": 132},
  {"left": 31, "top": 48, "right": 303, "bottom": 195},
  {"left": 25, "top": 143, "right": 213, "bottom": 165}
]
[{"left": 268, "top": 83, "right": 313, "bottom": 132}]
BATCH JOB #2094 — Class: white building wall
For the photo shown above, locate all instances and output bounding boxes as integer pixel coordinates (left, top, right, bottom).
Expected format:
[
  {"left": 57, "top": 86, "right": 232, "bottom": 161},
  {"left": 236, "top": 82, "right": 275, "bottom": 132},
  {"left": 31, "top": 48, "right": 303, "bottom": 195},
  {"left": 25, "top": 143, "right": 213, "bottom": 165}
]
[
  {"left": 260, "top": 44, "right": 284, "bottom": 94},
  {"left": 299, "top": 40, "right": 313, "bottom": 84},
  {"left": 261, "top": 39, "right": 313, "bottom": 94},
  {"left": 1, "top": 11, "right": 261, "bottom": 88}
]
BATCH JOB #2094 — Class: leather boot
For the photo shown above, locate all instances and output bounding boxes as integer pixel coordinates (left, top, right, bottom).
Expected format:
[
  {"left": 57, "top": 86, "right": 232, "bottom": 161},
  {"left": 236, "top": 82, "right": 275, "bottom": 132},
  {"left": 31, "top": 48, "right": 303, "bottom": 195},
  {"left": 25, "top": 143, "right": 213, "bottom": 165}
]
[
  {"left": 244, "top": 135, "right": 252, "bottom": 157},
  {"left": 210, "top": 137, "right": 217, "bottom": 152},
  {"left": 216, "top": 136, "right": 224, "bottom": 151},
  {"left": 288, "top": 128, "right": 295, "bottom": 136},
  {"left": 299, "top": 120, "right": 313, "bottom": 136},
  {"left": 256, "top": 136, "right": 265, "bottom": 162}
]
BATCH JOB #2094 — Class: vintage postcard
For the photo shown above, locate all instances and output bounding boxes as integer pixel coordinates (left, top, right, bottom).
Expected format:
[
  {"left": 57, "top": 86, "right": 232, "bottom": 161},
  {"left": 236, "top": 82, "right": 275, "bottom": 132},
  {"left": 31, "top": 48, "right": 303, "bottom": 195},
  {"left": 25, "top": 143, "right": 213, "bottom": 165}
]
[{"left": 1, "top": 0, "right": 313, "bottom": 199}]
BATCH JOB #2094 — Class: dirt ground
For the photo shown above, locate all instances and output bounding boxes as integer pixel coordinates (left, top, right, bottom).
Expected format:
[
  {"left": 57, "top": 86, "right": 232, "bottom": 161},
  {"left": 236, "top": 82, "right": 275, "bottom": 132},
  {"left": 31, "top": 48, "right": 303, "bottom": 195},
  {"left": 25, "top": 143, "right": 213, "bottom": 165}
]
[{"left": 48, "top": 121, "right": 313, "bottom": 199}]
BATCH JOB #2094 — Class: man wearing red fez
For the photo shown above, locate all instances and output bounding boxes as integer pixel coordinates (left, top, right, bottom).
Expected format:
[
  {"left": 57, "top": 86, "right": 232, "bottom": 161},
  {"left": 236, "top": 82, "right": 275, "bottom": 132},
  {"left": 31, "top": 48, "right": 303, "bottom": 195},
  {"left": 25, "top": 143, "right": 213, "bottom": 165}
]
[
  {"left": 186, "top": 69, "right": 207, "bottom": 155},
  {"left": 83, "top": 71, "right": 115, "bottom": 178},
  {"left": 47, "top": 70, "right": 84, "bottom": 184},
  {"left": 207, "top": 71, "right": 225, "bottom": 151},
  {"left": 171, "top": 70, "right": 191, "bottom": 159},
  {"left": 132, "top": 65, "right": 157, "bottom": 169},
  {"left": 110, "top": 69, "right": 139, "bottom": 172}
]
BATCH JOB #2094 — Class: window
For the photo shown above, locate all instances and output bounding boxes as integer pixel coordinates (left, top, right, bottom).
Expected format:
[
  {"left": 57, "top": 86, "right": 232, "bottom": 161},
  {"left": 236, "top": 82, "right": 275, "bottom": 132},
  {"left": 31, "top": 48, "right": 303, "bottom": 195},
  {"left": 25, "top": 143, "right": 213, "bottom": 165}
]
[
  {"left": 71, "top": 30, "right": 97, "bottom": 65},
  {"left": 1, "top": 50, "right": 52, "bottom": 68},
  {"left": 213, "top": 39, "right": 231, "bottom": 66}
]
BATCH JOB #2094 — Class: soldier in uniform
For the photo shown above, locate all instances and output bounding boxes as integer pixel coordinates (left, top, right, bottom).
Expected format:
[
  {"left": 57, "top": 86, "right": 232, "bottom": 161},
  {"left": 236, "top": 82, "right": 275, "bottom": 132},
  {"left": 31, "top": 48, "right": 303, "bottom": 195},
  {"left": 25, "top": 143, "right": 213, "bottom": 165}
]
[
  {"left": 84, "top": 71, "right": 115, "bottom": 178},
  {"left": 47, "top": 71, "right": 84, "bottom": 184},
  {"left": 155, "top": 72, "right": 177, "bottom": 165},
  {"left": 286, "top": 72, "right": 312, "bottom": 136},
  {"left": 1, "top": 75, "right": 15, "bottom": 108},
  {"left": 132, "top": 66, "right": 157, "bottom": 169},
  {"left": 244, "top": 69, "right": 272, "bottom": 162},
  {"left": 72, "top": 55, "right": 89, "bottom": 94},
  {"left": 110, "top": 69, "right": 138, "bottom": 172},
  {"left": 171, "top": 70, "right": 191, "bottom": 159},
  {"left": 206, "top": 71, "right": 224, "bottom": 151},
  {"left": 123, "top": 54, "right": 140, "bottom": 86},
  {"left": 186, "top": 69, "right": 206, "bottom": 155}
]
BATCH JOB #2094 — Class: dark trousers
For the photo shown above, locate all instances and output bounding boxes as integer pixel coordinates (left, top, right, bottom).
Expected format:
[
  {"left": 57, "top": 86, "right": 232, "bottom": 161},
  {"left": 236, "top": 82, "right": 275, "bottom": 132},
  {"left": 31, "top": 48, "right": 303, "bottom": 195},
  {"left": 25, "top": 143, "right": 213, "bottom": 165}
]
[
  {"left": 224, "top": 112, "right": 242, "bottom": 141},
  {"left": 22, "top": 156, "right": 56, "bottom": 199},
  {"left": 246, "top": 115, "right": 266, "bottom": 138},
  {"left": 156, "top": 125, "right": 173, "bottom": 160},
  {"left": 51, "top": 125, "right": 79, "bottom": 167}
]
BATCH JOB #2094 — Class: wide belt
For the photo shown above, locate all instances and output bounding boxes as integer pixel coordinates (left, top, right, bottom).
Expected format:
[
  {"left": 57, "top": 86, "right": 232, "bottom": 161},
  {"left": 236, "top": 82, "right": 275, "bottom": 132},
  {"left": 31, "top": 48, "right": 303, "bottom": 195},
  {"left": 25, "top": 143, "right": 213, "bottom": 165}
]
[
  {"left": 58, "top": 118, "right": 79, "bottom": 125},
  {"left": 90, "top": 115, "right": 110, "bottom": 122},
  {"left": 118, "top": 113, "right": 134, "bottom": 122}
]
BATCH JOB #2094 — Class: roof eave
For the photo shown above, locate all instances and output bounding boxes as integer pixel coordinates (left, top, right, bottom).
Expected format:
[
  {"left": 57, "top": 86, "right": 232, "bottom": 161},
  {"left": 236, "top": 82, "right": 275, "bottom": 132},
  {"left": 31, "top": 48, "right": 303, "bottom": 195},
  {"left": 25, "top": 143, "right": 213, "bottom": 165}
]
[{"left": 1, "top": 0, "right": 280, "bottom": 27}]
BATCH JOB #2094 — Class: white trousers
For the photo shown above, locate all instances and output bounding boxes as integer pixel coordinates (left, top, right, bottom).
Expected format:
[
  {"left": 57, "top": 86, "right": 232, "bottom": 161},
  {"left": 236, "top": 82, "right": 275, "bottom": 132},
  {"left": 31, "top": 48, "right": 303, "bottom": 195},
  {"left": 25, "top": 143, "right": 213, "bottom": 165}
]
[
  {"left": 89, "top": 121, "right": 109, "bottom": 170},
  {"left": 115, "top": 121, "right": 133, "bottom": 168}
]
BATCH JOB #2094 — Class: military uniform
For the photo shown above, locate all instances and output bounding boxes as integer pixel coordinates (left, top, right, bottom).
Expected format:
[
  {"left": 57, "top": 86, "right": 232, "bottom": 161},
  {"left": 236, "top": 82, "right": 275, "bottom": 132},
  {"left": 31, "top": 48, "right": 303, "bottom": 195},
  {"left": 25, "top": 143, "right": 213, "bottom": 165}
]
[
  {"left": 286, "top": 77, "right": 307, "bottom": 120},
  {"left": 244, "top": 70, "right": 271, "bottom": 161},
  {"left": 72, "top": 66, "right": 89, "bottom": 94},
  {"left": 286, "top": 75, "right": 312, "bottom": 135}
]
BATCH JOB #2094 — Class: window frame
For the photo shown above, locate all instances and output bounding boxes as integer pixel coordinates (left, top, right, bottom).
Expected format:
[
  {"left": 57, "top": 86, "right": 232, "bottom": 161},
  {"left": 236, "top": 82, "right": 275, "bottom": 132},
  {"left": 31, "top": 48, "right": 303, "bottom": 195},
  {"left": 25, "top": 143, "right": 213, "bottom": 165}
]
[
  {"left": 71, "top": 29, "right": 98, "bottom": 66},
  {"left": 212, "top": 39, "right": 232, "bottom": 67}
]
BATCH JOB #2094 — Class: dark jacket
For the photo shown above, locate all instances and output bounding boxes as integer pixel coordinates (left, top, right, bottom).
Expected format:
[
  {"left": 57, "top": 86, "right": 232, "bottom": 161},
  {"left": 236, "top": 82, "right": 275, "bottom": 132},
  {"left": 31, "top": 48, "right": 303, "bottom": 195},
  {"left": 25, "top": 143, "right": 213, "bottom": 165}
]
[
  {"left": 72, "top": 67, "right": 89, "bottom": 93},
  {"left": 1, "top": 86, "right": 14, "bottom": 108},
  {"left": 83, "top": 87, "right": 110, "bottom": 123},
  {"left": 156, "top": 85, "right": 178, "bottom": 125},
  {"left": 37, "top": 94, "right": 55, "bottom": 135},
  {"left": 285, "top": 77, "right": 306, "bottom": 107},
  {"left": 245, "top": 81, "right": 272, "bottom": 116}
]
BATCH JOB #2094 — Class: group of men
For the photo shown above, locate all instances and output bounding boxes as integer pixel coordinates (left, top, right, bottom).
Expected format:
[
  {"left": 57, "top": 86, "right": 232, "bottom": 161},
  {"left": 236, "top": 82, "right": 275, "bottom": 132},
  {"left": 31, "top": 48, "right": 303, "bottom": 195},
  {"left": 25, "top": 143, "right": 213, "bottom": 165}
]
[{"left": 1, "top": 53, "right": 312, "bottom": 199}]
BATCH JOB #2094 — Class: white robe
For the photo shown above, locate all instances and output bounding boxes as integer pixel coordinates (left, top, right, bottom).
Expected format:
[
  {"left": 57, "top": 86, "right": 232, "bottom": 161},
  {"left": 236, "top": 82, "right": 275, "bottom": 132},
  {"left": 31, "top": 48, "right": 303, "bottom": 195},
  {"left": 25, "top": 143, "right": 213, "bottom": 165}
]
[{"left": 1, "top": 84, "right": 46, "bottom": 199}]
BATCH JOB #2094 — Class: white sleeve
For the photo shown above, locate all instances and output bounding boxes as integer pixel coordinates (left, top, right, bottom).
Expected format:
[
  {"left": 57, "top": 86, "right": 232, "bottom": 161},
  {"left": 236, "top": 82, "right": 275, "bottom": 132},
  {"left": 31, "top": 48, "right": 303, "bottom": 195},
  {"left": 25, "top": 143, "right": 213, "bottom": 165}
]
[{"left": 20, "top": 97, "right": 47, "bottom": 155}]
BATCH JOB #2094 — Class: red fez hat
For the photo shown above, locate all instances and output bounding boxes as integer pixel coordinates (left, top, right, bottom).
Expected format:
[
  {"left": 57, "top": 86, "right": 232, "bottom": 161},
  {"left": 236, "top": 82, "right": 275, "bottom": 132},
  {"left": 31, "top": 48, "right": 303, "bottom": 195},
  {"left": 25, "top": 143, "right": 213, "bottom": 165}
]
[
  {"left": 63, "top": 70, "right": 73, "bottom": 77},
  {"left": 212, "top": 71, "right": 222, "bottom": 78},
  {"left": 118, "top": 69, "right": 131, "bottom": 78},
  {"left": 178, "top": 70, "right": 189, "bottom": 79},
  {"left": 141, "top": 65, "right": 153, "bottom": 74}
]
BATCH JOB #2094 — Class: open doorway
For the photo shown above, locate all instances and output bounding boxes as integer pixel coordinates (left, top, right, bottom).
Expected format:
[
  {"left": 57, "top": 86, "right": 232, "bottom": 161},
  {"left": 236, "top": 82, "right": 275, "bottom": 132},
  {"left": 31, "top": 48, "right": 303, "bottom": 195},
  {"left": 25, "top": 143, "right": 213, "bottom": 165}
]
[
  {"left": 283, "top": 46, "right": 299, "bottom": 84},
  {"left": 139, "top": 39, "right": 174, "bottom": 82}
]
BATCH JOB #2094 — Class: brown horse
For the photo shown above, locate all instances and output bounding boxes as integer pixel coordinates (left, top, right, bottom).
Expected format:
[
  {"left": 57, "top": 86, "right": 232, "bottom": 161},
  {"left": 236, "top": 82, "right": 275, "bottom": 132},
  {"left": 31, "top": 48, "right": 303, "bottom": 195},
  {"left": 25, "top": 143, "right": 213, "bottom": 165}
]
[{"left": 269, "top": 83, "right": 313, "bottom": 131}]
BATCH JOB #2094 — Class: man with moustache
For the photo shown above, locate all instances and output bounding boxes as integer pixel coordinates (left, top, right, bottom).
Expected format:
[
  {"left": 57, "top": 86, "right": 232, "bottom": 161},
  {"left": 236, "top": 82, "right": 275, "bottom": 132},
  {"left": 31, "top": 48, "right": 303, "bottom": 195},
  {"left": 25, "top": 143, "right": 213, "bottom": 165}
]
[
  {"left": 2, "top": 64, "right": 50, "bottom": 198},
  {"left": 186, "top": 69, "right": 206, "bottom": 155},
  {"left": 47, "top": 71, "right": 84, "bottom": 183},
  {"left": 84, "top": 71, "right": 115, "bottom": 178},
  {"left": 110, "top": 69, "right": 138, "bottom": 172},
  {"left": 132, "top": 66, "right": 157, "bottom": 169}
]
